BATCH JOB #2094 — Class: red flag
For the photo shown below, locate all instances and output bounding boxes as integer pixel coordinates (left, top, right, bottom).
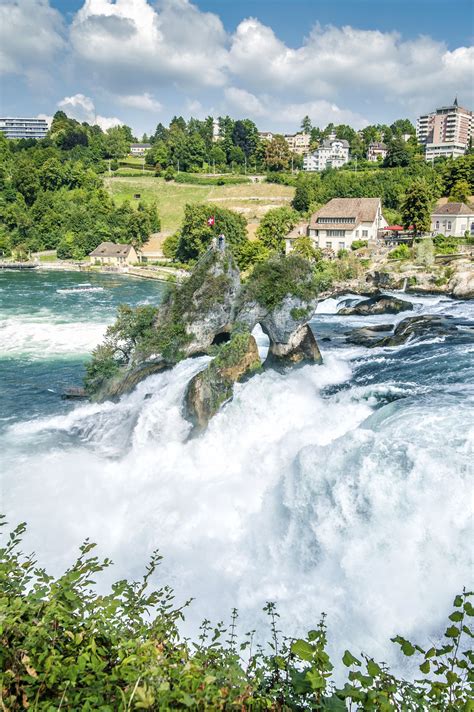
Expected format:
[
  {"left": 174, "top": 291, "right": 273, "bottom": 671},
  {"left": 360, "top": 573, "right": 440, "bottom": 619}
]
[{"left": 207, "top": 216, "right": 215, "bottom": 226}]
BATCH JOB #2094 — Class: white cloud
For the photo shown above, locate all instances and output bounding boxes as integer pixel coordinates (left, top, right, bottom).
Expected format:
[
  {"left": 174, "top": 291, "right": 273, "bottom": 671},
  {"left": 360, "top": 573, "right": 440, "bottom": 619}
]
[
  {"left": 227, "top": 19, "right": 474, "bottom": 118},
  {"left": 0, "top": 0, "right": 65, "bottom": 81},
  {"left": 58, "top": 93, "right": 123, "bottom": 130},
  {"left": 69, "top": 0, "right": 229, "bottom": 93},
  {"left": 118, "top": 93, "right": 162, "bottom": 112},
  {"left": 224, "top": 87, "right": 266, "bottom": 117}
]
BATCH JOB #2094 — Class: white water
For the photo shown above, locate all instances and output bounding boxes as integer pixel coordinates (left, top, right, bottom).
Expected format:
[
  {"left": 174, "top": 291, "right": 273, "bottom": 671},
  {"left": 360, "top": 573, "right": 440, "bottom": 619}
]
[{"left": 2, "top": 328, "right": 473, "bottom": 670}]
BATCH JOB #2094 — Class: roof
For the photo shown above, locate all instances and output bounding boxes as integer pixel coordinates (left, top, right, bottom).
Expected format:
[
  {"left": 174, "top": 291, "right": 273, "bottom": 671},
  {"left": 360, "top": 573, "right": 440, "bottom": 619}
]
[
  {"left": 369, "top": 142, "right": 387, "bottom": 150},
  {"left": 89, "top": 242, "right": 135, "bottom": 257},
  {"left": 432, "top": 202, "right": 473, "bottom": 216},
  {"left": 309, "top": 198, "right": 381, "bottom": 229},
  {"left": 286, "top": 222, "right": 309, "bottom": 239},
  {"left": 320, "top": 137, "right": 350, "bottom": 148},
  {"left": 130, "top": 143, "right": 151, "bottom": 148}
]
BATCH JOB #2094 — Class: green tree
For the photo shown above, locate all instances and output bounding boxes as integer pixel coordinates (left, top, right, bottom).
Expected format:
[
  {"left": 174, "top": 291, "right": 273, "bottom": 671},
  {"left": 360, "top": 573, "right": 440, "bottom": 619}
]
[
  {"left": 256, "top": 206, "right": 299, "bottom": 252},
  {"left": 301, "top": 115, "right": 312, "bottom": 134},
  {"left": 264, "top": 135, "right": 291, "bottom": 172},
  {"left": 232, "top": 119, "right": 259, "bottom": 159},
  {"left": 291, "top": 235, "right": 321, "bottom": 262},
  {"left": 401, "top": 179, "right": 433, "bottom": 235},
  {"left": 383, "top": 136, "right": 412, "bottom": 167},
  {"left": 449, "top": 179, "right": 471, "bottom": 204},
  {"left": 103, "top": 126, "right": 130, "bottom": 160},
  {"left": 176, "top": 203, "right": 247, "bottom": 264}
]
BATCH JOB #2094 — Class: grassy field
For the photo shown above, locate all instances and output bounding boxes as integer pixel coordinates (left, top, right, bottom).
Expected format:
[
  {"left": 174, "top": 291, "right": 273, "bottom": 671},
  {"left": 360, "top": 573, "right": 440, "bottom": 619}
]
[{"left": 104, "top": 176, "right": 295, "bottom": 233}]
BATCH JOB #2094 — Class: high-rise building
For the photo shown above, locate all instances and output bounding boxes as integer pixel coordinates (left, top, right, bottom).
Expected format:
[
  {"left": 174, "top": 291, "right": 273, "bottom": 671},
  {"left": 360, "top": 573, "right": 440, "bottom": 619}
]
[
  {"left": 0, "top": 117, "right": 49, "bottom": 140},
  {"left": 416, "top": 99, "right": 473, "bottom": 161}
]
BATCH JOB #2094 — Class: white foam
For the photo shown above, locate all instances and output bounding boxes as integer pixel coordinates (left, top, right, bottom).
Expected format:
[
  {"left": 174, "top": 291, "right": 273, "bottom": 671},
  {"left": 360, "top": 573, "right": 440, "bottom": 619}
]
[{"left": 0, "top": 315, "right": 107, "bottom": 357}]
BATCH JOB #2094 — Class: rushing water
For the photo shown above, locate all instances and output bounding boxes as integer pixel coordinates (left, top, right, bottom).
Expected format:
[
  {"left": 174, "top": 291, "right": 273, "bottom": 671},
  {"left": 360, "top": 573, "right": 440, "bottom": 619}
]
[{"left": 1, "top": 269, "right": 473, "bottom": 670}]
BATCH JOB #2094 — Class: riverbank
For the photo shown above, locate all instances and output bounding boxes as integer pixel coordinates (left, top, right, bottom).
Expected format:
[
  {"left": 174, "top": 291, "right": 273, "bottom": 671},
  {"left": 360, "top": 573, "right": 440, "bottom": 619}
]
[{"left": 0, "top": 260, "right": 188, "bottom": 283}]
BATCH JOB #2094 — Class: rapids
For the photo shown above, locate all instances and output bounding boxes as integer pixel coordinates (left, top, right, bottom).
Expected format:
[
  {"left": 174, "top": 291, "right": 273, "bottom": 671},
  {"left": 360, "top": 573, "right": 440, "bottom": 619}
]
[{"left": 0, "top": 269, "right": 473, "bottom": 671}]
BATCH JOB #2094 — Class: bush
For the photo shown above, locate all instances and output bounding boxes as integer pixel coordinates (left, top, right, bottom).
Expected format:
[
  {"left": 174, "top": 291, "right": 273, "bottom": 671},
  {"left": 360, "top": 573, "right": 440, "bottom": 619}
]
[
  {"left": 433, "top": 233, "right": 460, "bottom": 254},
  {"left": 163, "top": 166, "right": 175, "bottom": 181},
  {"left": 162, "top": 232, "right": 180, "bottom": 259},
  {"left": 174, "top": 173, "right": 250, "bottom": 186},
  {"left": 242, "top": 255, "right": 319, "bottom": 310},
  {"left": 351, "top": 239, "right": 368, "bottom": 251},
  {"left": 389, "top": 243, "right": 412, "bottom": 260},
  {"left": 2, "top": 521, "right": 472, "bottom": 711}
]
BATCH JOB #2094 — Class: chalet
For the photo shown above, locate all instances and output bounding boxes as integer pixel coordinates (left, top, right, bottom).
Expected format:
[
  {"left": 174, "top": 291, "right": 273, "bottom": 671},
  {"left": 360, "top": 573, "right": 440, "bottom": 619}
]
[
  {"left": 89, "top": 242, "right": 137, "bottom": 266},
  {"left": 431, "top": 202, "right": 474, "bottom": 237},
  {"left": 367, "top": 142, "right": 388, "bottom": 162},
  {"left": 286, "top": 198, "right": 387, "bottom": 253}
]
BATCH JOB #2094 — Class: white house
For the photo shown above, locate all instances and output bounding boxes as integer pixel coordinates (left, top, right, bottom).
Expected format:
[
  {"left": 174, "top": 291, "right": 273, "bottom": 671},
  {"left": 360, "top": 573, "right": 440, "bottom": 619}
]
[
  {"left": 367, "top": 142, "right": 388, "bottom": 162},
  {"left": 431, "top": 202, "right": 474, "bottom": 237},
  {"left": 286, "top": 198, "right": 387, "bottom": 253},
  {"left": 130, "top": 143, "right": 151, "bottom": 156},
  {"left": 303, "top": 133, "right": 350, "bottom": 171}
]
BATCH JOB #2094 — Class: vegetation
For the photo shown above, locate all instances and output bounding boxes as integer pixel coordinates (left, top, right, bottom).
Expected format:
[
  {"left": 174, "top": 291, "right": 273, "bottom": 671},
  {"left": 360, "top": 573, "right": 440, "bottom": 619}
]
[
  {"left": 242, "top": 255, "right": 320, "bottom": 310},
  {"left": 256, "top": 206, "right": 299, "bottom": 253},
  {"left": 1, "top": 520, "right": 472, "bottom": 711},
  {"left": 388, "top": 244, "right": 412, "bottom": 260},
  {"left": 400, "top": 179, "right": 433, "bottom": 235},
  {"left": 173, "top": 203, "right": 248, "bottom": 265}
]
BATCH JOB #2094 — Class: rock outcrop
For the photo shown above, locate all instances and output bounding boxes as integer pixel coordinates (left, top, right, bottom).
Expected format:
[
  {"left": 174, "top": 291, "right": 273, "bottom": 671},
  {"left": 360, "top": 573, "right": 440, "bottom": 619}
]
[
  {"left": 88, "top": 247, "right": 323, "bottom": 422},
  {"left": 338, "top": 294, "right": 413, "bottom": 316},
  {"left": 184, "top": 331, "right": 260, "bottom": 433},
  {"left": 346, "top": 315, "right": 464, "bottom": 348},
  {"left": 448, "top": 270, "right": 474, "bottom": 299}
]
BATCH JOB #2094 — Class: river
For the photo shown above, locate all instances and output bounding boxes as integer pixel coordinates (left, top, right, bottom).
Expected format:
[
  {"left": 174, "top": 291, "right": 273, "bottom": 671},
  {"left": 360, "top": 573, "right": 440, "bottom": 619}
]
[{"left": 1, "top": 268, "right": 473, "bottom": 671}]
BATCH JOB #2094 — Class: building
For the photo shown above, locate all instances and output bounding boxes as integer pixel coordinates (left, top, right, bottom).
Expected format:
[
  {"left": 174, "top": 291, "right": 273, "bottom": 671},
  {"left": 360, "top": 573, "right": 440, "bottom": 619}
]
[
  {"left": 284, "top": 132, "right": 311, "bottom": 155},
  {"left": 89, "top": 242, "right": 138, "bottom": 266},
  {"left": 303, "top": 133, "right": 350, "bottom": 171},
  {"left": 212, "top": 118, "right": 220, "bottom": 142},
  {"left": 0, "top": 117, "right": 48, "bottom": 140},
  {"left": 367, "top": 142, "right": 388, "bottom": 162},
  {"left": 286, "top": 198, "right": 387, "bottom": 253},
  {"left": 130, "top": 143, "right": 151, "bottom": 156},
  {"left": 431, "top": 202, "right": 474, "bottom": 237},
  {"left": 416, "top": 99, "right": 473, "bottom": 161},
  {"left": 258, "top": 131, "right": 274, "bottom": 142}
]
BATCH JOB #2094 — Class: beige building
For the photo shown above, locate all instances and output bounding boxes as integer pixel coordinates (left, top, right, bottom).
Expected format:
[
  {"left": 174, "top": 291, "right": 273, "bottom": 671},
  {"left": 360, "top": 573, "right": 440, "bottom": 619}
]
[
  {"left": 286, "top": 198, "right": 387, "bottom": 253},
  {"left": 417, "top": 99, "right": 473, "bottom": 161},
  {"left": 367, "top": 141, "right": 388, "bottom": 162},
  {"left": 284, "top": 132, "right": 311, "bottom": 155},
  {"left": 89, "top": 242, "right": 138, "bottom": 266},
  {"left": 431, "top": 202, "right": 474, "bottom": 237}
]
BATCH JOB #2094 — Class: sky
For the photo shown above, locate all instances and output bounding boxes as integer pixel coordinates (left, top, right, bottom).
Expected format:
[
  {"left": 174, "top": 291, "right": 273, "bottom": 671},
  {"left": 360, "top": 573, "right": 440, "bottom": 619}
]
[{"left": 0, "top": 0, "right": 473, "bottom": 137}]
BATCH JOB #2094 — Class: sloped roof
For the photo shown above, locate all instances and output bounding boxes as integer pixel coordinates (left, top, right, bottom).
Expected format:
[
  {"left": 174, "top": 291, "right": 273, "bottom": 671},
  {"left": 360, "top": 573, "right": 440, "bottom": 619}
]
[
  {"left": 320, "top": 137, "right": 350, "bottom": 148},
  {"left": 286, "top": 222, "right": 309, "bottom": 239},
  {"left": 432, "top": 202, "right": 473, "bottom": 216},
  {"left": 89, "top": 242, "right": 134, "bottom": 257},
  {"left": 309, "top": 198, "right": 381, "bottom": 228},
  {"left": 130, "top": 143, "right": 151, "bottom": 148},
  {"left": 140, "top": 232, "right": 169, "bottom": 254}
]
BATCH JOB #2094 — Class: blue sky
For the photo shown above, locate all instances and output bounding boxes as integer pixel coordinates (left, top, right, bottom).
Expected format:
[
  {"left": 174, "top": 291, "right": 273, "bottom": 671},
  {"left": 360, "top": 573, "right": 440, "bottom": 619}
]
[{"left": 1, "top": 0, "right": 473, "bottom": 136}]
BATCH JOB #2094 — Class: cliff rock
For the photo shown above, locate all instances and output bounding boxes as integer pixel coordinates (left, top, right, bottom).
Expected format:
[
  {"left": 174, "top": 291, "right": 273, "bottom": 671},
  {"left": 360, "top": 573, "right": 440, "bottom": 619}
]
[{"left": 338, "top": 294, "right": 414, "bottom": 316}]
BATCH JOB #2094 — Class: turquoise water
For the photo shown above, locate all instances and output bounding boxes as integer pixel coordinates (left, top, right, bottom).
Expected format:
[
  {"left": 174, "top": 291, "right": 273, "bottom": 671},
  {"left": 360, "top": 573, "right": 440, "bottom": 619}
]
[
  {"left": 1, "top": 269, "right": 473, "bottom": 671},
  {"left": 0, "top": 270, "right": 166, "bottom": 427}
]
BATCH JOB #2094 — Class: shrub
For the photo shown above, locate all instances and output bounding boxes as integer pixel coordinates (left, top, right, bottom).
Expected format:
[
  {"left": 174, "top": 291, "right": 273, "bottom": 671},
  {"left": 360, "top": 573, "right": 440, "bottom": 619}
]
[
  {"left": 162, "top": 232, "right": 179, "bottom": 259},
  {"left": 163, "top": 166, "right": 175, "bottom": 181},
  {"left": 351, "top": 239, "right": 368, "bottom": 251},
  {"left": 432, "top": 233, "right": 460, "bottom": 254},
  {"left": 2, "top": 521, "right": 472, "bottom": 711},
  {"left": 389, "top": 243, "right": 412, "bottom": 260},
  {"left": 242, "top": 255, "right": 319, "bottom": 310}
]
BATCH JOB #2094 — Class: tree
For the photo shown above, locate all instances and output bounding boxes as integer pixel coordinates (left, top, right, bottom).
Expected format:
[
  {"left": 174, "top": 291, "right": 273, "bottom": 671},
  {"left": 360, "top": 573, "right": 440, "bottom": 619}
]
[
  {"left": 176, "top": 203, "right": 247, "bottom": 264},
  {"left": 232, "top": 119, "right": 259, "bottom": 159},
  {"left": 256, "top": 206, "right": 299, "bottom": 252},
  {"left": 449, "top": 179, "right": 471, "bottom": 204},
  {"left": 291, "top": 235, "right": 321, "bottom": 262},
  {"left": 300, "top": 115, "right": 312, "bottom": 134},
  {"left": 401, "top": 180, "right": 433, "bottom": 235},
  {"left": 103, "top": 127, "right": 130, "bottom": 160},
  {"left": 390, "top": 118, "right": 416, "bottom": 137},
  {"left": 264, "top": 135, "right": 291, "bottom": 172},
  {"left": 39, "top": 157, "right": 65, "bottom": 191},
  {"left": 383, "top": 136, "right": 412, "bottom": 168},
  {"left": 292, "top": 178, "right": 318, "bottom": 213}
]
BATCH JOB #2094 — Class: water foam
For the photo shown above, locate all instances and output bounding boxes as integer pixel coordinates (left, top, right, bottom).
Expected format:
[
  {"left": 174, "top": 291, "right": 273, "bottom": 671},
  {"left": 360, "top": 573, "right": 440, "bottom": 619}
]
[
  {"left": 2, "top": 347, "right": 472, "bottom": 670},
  {"left": 0, "top": 315, "right": 107, "bottom": 357}
]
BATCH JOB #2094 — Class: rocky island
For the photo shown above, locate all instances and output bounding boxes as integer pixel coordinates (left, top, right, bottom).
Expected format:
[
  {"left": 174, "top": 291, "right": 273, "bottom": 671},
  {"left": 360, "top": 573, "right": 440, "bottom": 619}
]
[{"left": 85, "top": 245, "right": 322, "bottom": 430}]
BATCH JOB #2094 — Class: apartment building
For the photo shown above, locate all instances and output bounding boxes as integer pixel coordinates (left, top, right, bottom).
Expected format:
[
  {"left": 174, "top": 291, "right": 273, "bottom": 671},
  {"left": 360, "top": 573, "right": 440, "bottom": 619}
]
[
  {"left": 303, "top": 134, "right": 350, "bottom": 171},
  {"left": 284, "top": 132, "right": 311, "bottom": 155},
  {"left": 0, "top": 117, "right": 48, "bottom": 140},
  {"left": 286, "top": 198, "right": 387, "bottom": 253},
  {"left": 416, "top": 99, "right": 473, "bottom": 161}
]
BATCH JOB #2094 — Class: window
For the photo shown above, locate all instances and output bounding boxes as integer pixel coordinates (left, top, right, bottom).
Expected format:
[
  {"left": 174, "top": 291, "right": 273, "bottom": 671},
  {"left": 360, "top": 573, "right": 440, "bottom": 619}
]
[
  {"left": 362, "top": 230, "right": 368, "bottom": 237},
  {"left": 447, "top": 222, "right": 451, "bottom": 230},
  {"left": 326, "top": 242, "right": 332, "bottom": 248},
  {"left": 435, "top": 221, "right": 439, "bottom": 229},
  {"left": 327, "top": 230, "right": 345, "bottom": 237},
  {"left": 338, "top": 242, "right": 345, "bottom": 250}
]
